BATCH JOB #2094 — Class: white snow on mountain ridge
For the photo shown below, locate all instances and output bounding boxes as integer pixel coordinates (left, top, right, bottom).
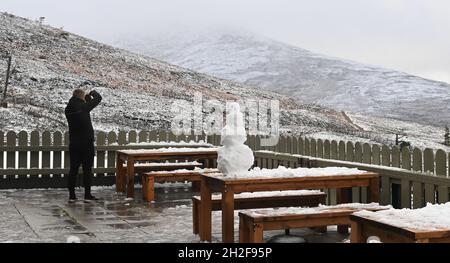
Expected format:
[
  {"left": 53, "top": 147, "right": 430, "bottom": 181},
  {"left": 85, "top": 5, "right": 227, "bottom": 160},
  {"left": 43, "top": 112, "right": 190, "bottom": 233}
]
[{"left": 110, "top": 29, "right": 450, "bottom": 128}]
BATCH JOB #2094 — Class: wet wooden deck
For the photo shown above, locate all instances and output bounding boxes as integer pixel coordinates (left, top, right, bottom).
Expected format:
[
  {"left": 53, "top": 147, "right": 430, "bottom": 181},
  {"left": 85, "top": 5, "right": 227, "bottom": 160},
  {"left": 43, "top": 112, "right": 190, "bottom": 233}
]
[{"left": 0, "top": 184, "right": 348, "bottom": 243}]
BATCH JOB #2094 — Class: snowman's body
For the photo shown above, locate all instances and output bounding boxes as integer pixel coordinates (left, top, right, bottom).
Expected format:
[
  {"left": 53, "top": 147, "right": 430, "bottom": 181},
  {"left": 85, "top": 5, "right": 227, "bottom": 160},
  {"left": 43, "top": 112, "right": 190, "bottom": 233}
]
[{"left": 217, "top": 102, "right": 254, "bottom": 176}]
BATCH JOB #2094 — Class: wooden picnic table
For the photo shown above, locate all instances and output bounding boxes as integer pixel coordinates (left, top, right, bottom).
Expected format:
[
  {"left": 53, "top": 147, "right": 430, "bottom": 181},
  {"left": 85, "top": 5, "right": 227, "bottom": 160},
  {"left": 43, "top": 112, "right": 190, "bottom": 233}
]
[
  {"left": 116, "top": 147, "right": 218, "bottom": 198},
  {"left": 199, "top": 171, "right": 380, "bottom": 243},
  {"left": 350, "top": 213, "right": 450, "bottom": 243}
]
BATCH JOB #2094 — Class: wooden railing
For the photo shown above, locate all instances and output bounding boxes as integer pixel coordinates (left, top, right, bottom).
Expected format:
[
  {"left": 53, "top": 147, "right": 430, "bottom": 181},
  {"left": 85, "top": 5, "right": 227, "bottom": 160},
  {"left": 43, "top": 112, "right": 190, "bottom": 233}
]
[
  {"left": 254, "top": 151, "right": 450, "bottom": 209},
  {"left": 0, "top": 130, "right": 217, "bottom": 189},
  {"left": 1, "top": 130, "right": 449, "bottom": 208}
]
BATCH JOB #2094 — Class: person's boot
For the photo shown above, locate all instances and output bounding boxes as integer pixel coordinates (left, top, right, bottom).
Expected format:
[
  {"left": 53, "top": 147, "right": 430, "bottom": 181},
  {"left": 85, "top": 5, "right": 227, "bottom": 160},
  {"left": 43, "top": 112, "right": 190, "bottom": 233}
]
[
  {"left": 69, "top": 189, "right": 77, "bottom": 204},
  {"left": 84, "top": 194, "right": 99, "bottom": 203},
  {"left": 84, "top": 185, "right": 99, "bottom": 202}
]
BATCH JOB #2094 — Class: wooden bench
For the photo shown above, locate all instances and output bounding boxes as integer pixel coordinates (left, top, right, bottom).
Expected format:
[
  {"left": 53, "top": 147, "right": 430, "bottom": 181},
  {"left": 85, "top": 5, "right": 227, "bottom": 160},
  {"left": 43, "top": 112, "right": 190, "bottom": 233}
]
[
  {"left": 192, "top": 190, "right": 327, "bottom": 235},
  {"left": 142, "top": 168, "right": 218, "bottom": 202},
  {"left": 239, "top": 203, "right": 389, "bottom": 243},
  {"left": 350, "top": 213, "right": 450, "bottom": 243}
]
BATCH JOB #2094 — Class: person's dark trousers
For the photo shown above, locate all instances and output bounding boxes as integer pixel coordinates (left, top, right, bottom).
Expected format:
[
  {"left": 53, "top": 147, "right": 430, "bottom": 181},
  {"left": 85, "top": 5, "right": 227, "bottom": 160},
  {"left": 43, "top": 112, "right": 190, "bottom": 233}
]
[{"left": 68, "top": 140, "right": 95, "bottom": 198}]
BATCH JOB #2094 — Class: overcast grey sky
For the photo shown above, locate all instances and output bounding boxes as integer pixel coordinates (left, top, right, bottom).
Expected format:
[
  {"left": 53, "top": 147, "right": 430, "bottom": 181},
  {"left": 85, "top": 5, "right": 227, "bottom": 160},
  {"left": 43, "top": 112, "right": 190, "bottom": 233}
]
[{"left": 2, "top": 0, "right": 450, "bottom": 83}]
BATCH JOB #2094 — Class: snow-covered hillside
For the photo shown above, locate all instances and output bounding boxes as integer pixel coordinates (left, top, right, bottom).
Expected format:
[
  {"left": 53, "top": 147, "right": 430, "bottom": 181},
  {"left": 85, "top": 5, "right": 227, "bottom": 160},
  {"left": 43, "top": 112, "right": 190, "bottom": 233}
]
[
  {"left": 0, "top": 12, "right": 358, "bottom": 135},
  {"left": 111, "top": 29, "right": 450, "bottom": 128},
  {"left": 0, "top": 13, "right": 448, "bottom": 151}
]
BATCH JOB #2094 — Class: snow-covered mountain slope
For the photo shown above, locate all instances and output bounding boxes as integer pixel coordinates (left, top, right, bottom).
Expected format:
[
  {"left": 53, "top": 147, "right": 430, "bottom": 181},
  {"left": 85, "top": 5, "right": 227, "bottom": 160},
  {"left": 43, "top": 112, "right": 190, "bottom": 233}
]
[
  {"left": 111, "top": 29, "right": 450, "bottom": 127},
  {"left": 0, "top": 12, "right": 359, "bottom": 135}
]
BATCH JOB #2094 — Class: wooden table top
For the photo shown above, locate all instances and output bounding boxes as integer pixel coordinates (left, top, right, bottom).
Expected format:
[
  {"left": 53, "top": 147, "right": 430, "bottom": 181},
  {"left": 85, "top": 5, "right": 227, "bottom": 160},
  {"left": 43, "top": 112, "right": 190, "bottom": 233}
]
[
  {"left": 201, "top": 171, "right": 379, "bottom": 185},
  {"left": 117, "top": 147, "right": 218, "bottom": 157}
]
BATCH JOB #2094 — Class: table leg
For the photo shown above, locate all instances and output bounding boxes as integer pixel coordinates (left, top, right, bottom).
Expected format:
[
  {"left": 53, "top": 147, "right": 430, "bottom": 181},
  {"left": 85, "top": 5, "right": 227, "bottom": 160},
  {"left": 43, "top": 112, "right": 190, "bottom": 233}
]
[
  {"left": 115, "top": 154, "right": 124, "bottom": 192},
  {"left": 369, "top": 178, "right": 380, "bottom": 203},
  {"left": 350, "top": 221, "right": 365, "bottom": 243},
  {"left": 121, "top": 165, "right": 127, "bottom": 193},
  {"left": 143, "top": 176, "right": 155, "bottom": 202},
  {"left": 126, "top": 157, "right": 135, "bottom": 198},
  {"left": 239, "top": 216, "right": 249, "bottom": 243},
  {"left": 251, "top": 223, "right": 264, "bottom": 243},
  {"left": 222, "top": 187, "right": 235, "bottom": 243},
  {"left": 193, "top": 200, "right": 199, "bottom": 235},
  {"left": 336, "top": 188, "right": 352, "bottom": 233},
  {"left": 199, "top": 176, "right": 212, "bottom": 241}
]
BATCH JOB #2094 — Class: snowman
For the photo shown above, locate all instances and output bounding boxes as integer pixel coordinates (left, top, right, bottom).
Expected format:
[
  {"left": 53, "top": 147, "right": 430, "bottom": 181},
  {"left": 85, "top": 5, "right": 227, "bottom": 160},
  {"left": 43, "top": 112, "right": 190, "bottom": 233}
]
[{"left": 217, "top": 102, "right": 254, "bottom": 176}]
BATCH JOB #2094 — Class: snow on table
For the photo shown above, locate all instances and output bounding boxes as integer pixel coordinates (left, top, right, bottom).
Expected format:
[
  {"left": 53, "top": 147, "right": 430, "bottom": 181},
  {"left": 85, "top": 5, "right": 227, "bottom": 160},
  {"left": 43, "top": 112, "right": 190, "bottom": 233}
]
[
  {"left": 207, "top": 166, "right": 368, "bottom": 179},
  {"left": 119, "top": 147, "right": 219, "bottom": 155},
  {"left": 245, "top": 203, "right": 391, "bottom": 217},
  {"left": 208, "top": 190, "right": 325, "bottom": 200},
  {"left": 353, "top": 202, "right": 450, "bottom": 231},
  {"left": 146, "top": 167, "right": 218, "bottom": 174},
  {"left": 110, "top": 141, "right": 212, "bottom": 146},
  {"left": 134, "top": 161, "right": 203, "bottom": 167}
]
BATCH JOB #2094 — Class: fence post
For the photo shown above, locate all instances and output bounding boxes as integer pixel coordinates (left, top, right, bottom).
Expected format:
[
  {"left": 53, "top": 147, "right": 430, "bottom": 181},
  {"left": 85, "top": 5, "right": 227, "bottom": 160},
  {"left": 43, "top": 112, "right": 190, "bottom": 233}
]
[
  {"left": 247, "top": 135, "right": 256, "bottom": 151},
  {"left": 286, "top": 136, "right": 293, "bottom": 153},
  {"left": 138, "top": 131, "right": 148, "bottom": 143},
  {"left": 42, "top": 131, "right": 51, "bottom": 169},
  {"left": 118, "top": 131, "right": 127, "bottom": 145},
  {"left": 255, "top": 135, "right": 261, "bottom": 151},
  {"left": 18, "top": 131, "right": 28, "bottom": 171},
  {"left": 362, "top": 143, "right": 371, "bottom": 164},
  {"left": 401, "top": 147, "right": 411, "bottom": 170},
  {"left": 53, "top": 131, "right": 62, "bottom": 177},
  {"left": 149, "top": 131, "right": 158, "bottom": 142},
  {"left": 400, "top": 178, "right": 411, "bottom": 209},
  {"left": 96, "top": 131, "right": 106, "bottom": 177},
  {"left": 412, "top": 148, "right": 423, "bottom": 172},
  {"left": 423, "top": 148, "right": 434, "bottom": 174},
  {"left": 338, "top": 141, "right": 346, "bottom": 161},
  {"left": 346, "top": 142, "right": 354, "bottom": 162},
  {"left": 381, "top": 145, "right": 391, "bottom": 167},
  {"left": 317, "top": 139, "right": 324, "bottom": 158},
  {"left": 412, "top": 181, "right": 424, "bottom": 208},
  {"left": 292, "top": 136, "right": 298, "bottom": 154},
  {"left": 391, "top": 146, "right": 400, "bottom": 168},
  {"left": 412, "top": 148, "right": 424, "bottom": 208},
  {"left": 424, "top": 182, "right": 436, "bottom": 204},
  {"left": 297, "top": 137, "right": 304, "bottom": 155},
  {"left": 354, "top": 142, "right": 362, "bottom": 163},
  {"left": 304, "top": 138, "right": 310, "bottom": 156},
  {"left": 107, "top": 131, "right": 117, "bottom": 172},
  {"left": 63, "top": 131, "right": 69, "bottom": 170},
  {"left": 323, "top": 140, "right": 331, "bottom": 159},
  {"left": 359, "top": 142, "right": 371, "bottom": 203},
  {"left": 278, "top": 136, "right": 285, "bottom": 153},
  {"left": 435, "top": 150, "right": 448, "bottom": 204},
  {"left": 310, "top": 138, "right": 317, "bottom": 157},
  {"left": 437, "top": 185, "right": 449, "bottom": 204},
  {"left": 435, "top": 150, "right": 446, "bottom": 177},
  {"left": 6, "top": 131, "right": 16, "bottom": 169},
  {"left": 128, "top": 130, "right": 137, "bottom": 144},
  {"left": 372, "top": 145, "right": 380, "bottom": 165}
]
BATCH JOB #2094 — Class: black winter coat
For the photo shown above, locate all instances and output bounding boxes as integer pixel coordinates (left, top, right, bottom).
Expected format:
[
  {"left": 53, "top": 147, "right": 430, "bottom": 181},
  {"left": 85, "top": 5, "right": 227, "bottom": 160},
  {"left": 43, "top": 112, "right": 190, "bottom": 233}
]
[{"left": 65, "top": 90, "right": 102, "bottom": 143}]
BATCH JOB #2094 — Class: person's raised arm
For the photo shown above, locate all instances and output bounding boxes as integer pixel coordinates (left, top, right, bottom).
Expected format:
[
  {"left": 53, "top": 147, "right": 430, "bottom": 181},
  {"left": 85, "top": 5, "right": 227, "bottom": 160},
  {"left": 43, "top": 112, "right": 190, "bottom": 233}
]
[{"left": 85, "top": 90, "right": 102, "bottom": 111}]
